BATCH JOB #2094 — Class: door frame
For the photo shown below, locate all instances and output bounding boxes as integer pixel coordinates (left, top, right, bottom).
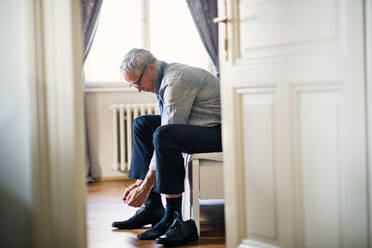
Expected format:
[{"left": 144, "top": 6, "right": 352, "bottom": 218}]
[
  {"left": 218, "top": 0, "right": 248, "bottom": 247},
  {"left": 366, "top": 0, "right": 372, "bottom": 246},
  {"left": 28, "top": 0, "right": 86, "bottom": 247}
]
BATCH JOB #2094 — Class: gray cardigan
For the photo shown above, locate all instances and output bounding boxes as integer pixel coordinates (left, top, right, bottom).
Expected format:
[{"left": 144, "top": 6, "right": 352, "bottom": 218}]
[{"left": 149, "top": 60, "right": 221, "bottom": 170}]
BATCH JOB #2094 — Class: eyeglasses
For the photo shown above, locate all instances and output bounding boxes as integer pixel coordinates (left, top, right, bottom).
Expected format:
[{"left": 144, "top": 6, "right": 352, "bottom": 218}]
[{"left": 131, "top": 65, "right": 147, "bottom": 88}]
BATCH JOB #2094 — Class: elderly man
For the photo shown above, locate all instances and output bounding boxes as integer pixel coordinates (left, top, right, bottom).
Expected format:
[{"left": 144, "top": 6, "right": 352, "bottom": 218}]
[{"left": 111, "top": 48, "right": 222, "bottom": 246}]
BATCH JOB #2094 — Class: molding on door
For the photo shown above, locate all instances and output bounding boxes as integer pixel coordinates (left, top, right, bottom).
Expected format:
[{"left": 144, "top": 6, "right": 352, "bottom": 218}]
[
  {"left": 29, "top": 0, "right": 86, "bottom": 248},
  {"left": 366, "top": 0, "right": 372, "bottom": 246}
]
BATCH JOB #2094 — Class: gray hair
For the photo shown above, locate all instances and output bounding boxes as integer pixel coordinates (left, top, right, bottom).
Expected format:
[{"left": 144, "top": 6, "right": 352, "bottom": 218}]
[{"left": 120, "top": 48, "right": 156, "bottom": 72}]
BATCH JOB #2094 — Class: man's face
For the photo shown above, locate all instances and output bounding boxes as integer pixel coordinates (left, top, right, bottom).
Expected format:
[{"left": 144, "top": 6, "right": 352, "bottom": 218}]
[{"left": 123, "top": 65, "right": 155, "bottom": 93}]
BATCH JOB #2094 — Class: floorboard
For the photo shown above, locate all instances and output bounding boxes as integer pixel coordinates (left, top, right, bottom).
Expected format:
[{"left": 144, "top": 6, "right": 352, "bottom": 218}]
[{"left": 87, "top": 180, "right": 226, "bottom": 248}]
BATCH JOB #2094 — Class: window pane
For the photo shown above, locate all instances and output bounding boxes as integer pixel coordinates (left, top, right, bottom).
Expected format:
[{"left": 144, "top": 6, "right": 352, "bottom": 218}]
[
  {"left": 84, "top": 0, "right": 142, "bottom": 82},
  {"left": 149, "top": 0, "right": 211, "bottom": 71}
]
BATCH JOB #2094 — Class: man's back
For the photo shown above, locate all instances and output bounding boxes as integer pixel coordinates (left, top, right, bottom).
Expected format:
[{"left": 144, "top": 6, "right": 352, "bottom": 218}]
[{"left": 159, "top": 62, "right": 221, "bottom": 127}]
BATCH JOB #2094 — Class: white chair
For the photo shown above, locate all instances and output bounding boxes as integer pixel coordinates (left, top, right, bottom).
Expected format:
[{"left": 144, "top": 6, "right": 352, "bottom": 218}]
[{"left": 182, "top": 152, "right": 224, "bottom": 234}]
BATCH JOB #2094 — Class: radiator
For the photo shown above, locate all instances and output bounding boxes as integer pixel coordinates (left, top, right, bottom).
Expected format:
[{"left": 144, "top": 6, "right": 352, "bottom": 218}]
[{"left": 110, "top": 103, "right": 159, "bottom": 172}]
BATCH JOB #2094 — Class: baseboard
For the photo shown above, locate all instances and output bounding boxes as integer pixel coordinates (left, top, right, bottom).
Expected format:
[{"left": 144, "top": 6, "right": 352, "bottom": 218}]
[
  {"left": 238, "top": 240, "right": 280, "bottom": 248},
  {"left": 93, "top": 176, "right": 133, "bottom": 182}
]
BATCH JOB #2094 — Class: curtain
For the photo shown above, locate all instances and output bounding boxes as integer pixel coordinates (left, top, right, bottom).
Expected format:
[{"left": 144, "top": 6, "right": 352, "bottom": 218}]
[
  {"left": 81, "top": 0, "right": 103, "bottom": 183},
  {"left": 82, "top": 0, "right": 103, "bottom": 61},
  {"left": 186, "top": 0, "right": 219, "bottom": 77}
]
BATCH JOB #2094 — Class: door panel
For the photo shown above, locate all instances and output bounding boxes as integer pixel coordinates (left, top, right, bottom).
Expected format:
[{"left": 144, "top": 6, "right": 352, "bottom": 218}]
[
  {"left": 240, "top": 89, "right": 277, "bottom": 241},
  {"left": 240, "top": 0, "right": 338, "bottom": 58},
  {"left": 294, "top": 87, "right": 342, "bottom": 248},
  {"left": 219, "top": 0, "right": 368, "bottom": 247}
]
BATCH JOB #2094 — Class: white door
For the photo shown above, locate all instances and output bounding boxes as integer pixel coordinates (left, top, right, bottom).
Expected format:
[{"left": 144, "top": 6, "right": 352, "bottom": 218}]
[{"left": 218, "top": 0, "right": 368, "bottom": 247}]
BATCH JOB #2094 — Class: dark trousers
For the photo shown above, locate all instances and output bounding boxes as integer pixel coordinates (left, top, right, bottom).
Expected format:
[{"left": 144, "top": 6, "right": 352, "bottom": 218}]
[{"left": 129, "top": 114, "right": 222, "bottom": 194}]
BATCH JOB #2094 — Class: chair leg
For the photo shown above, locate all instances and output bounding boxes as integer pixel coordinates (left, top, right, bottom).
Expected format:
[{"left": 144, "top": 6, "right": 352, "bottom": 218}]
[
  {"left": 192, "top": 159, "right": 200, "bottom": 235},
  {"left": 182, "top": 165, "right": 193, "bottom": 220},
  {"left": 182, "top": 157, "right": 192, "bottom": 221}
]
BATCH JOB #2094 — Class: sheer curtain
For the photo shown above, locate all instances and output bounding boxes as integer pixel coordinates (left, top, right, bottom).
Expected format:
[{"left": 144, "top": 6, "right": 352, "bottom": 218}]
[
  {"left": 81, "top": 0, "right": 103, "bottom": 183},
  {"left": 186, "top": 0, "right": 219, "bottom": 77},
  {"left": 82, "top": 0, "right": 103, "bottom": 61}
]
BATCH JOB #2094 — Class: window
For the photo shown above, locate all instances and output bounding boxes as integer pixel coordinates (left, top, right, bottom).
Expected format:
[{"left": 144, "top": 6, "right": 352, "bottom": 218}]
[{"left": 84, "top": 0, "right": 211, "bottom": 84}]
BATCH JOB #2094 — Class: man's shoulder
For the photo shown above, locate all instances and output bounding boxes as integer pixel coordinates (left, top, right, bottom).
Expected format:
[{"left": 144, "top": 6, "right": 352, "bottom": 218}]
[
  {"left": 166, "top": 62, "right": 207, "bottom": 72},
  {"left": 165, "top": 63, "right": 215, "bottom": 82}
]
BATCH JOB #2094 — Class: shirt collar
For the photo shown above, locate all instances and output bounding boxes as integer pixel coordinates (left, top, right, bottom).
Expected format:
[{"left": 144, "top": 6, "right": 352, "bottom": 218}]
[{"left": 153, "top": 60, "right": 163, "bottom": 95}]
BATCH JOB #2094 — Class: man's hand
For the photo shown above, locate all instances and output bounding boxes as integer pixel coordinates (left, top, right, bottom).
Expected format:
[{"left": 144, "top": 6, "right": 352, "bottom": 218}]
[
  {"left": 122, "top": 179, "right": 143, "bottom": 202},
  {"left": 123, "top": 170, "right": 156, "bottom": 208},
  {"left": 124, "top": 183, "right": 151, "bottom": 207}
]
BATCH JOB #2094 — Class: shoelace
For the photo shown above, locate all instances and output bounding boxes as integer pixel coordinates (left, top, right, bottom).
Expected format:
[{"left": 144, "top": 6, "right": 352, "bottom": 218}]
[{"left": 168, "top": 219, "right": 182, "bottom": 232}]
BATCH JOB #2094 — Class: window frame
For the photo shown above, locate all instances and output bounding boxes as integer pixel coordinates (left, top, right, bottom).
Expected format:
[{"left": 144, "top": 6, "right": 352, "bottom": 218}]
[{"left": 84, "top": 0, "right": 213, "bottom": 91}]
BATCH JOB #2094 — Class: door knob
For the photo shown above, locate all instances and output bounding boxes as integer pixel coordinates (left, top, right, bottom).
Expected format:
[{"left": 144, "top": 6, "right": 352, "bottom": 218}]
[
  {"left": 213, "top": 16, "right": 228, "bottom": 24},
  {"left": 213, "top": 16, "right": 228, "bottom": 60}
]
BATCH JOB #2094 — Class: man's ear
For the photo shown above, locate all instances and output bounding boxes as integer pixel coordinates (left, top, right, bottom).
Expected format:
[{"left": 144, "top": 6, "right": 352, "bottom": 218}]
[{"left": 147, "top": 63, "right": 156, "bottom": 73}]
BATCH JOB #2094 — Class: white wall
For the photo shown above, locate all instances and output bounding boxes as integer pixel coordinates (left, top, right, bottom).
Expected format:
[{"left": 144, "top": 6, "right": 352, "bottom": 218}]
[
  {"left": 85, "top": 90, "right": 156, "bottom": 178},
  {"left": 0, "top": 0, "right": 33, "bottom": 247}
]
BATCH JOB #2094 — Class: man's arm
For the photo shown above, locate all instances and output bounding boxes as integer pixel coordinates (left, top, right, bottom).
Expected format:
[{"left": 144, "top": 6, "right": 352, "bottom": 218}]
[
  {"left": 162, "top": 80, "right": 200, "bottom": 125},
  {"left": 149, "top": 152, "right": 157, "bottom": 170}
]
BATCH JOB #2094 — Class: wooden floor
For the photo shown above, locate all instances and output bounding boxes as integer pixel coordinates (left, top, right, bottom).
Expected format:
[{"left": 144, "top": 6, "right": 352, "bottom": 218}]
[{"left": 86, "top": 180, "right": 226, "bottom": 248}]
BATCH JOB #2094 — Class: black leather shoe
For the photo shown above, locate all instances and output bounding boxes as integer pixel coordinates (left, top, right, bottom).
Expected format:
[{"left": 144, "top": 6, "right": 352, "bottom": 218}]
[
  {"left": 137, "top": 209, "right": 177, "bottom": 240},
  {"left": 112, "top": 207, "right": 164, "bottom": 229},
  {"left": 155, "top": 213, "right": 199, "bottom": 246}
]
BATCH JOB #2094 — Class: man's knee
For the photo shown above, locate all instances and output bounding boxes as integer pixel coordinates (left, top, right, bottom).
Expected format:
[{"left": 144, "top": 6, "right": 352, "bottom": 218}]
[
  {"left": 133, "top": 115, "right": 148, "bottom": 133},
  {"left": 153, "top": 125, "right": 176, "bottom": 147}
]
